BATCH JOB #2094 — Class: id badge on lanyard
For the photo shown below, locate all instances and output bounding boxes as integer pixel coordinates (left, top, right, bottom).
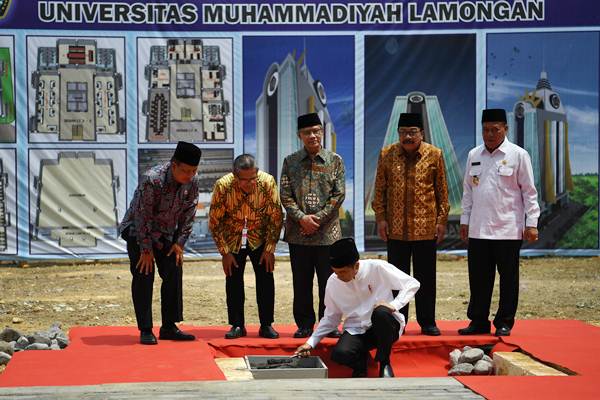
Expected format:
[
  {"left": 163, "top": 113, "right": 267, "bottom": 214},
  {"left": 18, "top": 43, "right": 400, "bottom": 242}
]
[{"left": 241, "top": 217, "right": 248, "bottom": 248}]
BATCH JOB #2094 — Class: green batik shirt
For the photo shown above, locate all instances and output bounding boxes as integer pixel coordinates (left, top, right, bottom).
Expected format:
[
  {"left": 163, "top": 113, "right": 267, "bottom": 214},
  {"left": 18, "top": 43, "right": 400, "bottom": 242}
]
[{"left": 280, "top": 147, "right": 346, "bottom": 246}]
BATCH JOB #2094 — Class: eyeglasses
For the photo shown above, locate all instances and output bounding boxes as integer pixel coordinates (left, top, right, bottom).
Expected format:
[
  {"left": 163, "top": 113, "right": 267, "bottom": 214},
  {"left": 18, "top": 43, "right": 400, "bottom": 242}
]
[
  {"left": 299, "top": 127, "right": 323, "bottom": 137},
  {"left": 398, "top": 128, "right": 422, "bottom": 137}
]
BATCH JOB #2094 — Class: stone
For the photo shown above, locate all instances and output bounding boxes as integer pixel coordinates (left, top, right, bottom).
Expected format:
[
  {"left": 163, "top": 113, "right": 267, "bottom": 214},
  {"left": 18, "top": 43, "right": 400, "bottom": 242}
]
[
  {"left": 16, "top": 336, "right": 29, "bottom": 346},
  {"left": 459, "top": 348, "right": 485, "bottom": 364},
  {"left": 50, "top": 339, "right": 61, "bottom": 350},
  {"left": 462, "top": 346, "right": 472, "bottom": 352},
  {"left": 25, "top": 343, "right": 50, "bottom": 350},
  {"left": 37, "top": 323, "right": 64, "bottom": 340},
  {"left": 0, "top": 352, "right": 11, "bottom": 365},
  {"left": 56, "top": 335, "right": 69, "bottom": 349},
  {"left": 27, "top": 334, "right": 52, "bottom": 346},
  {"left": 448, "top": 363, "right": 474, "bottom": 376},
  {"left": 0, "top": 328, "right": 23, "bottom": 342},
  {"left": 14, "top": 336, "right": 29, "bottom": 351},
  {"left": 482, "top": 354, "right": 493, "bottom": 364},
  {"left": 11, "top": 317, "right": 23, "bottom": 324},
  {"left": 0, "top": 340, "right": 14, "bottom": 356},
  {"left": 449, "top": 349, "right": 461, "bottom": 367},
  {"left": 473, "top": 360, "right": 493, "bottom": 375}
]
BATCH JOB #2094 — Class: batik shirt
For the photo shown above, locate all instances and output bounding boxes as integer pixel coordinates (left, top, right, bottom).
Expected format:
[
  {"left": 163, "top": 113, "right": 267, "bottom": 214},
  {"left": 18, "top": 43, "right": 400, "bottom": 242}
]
[
  {"left": 280, "top": 147, "right": 345, "bottom": 246},
  {"left": 208, "top": 171, "right": 283, "bottom": 255},
  {"left": 120, "top": 162, "right": 200, "bottom": 252},
  {"left": 372, "top": 141, "right": 450, "bottom": 241}
]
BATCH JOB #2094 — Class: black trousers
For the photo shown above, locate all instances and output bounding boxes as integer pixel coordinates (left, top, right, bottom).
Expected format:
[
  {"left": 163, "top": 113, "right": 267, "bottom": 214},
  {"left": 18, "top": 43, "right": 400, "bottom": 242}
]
[
  {"left": 124, "top": 229, "right": 183, "bottom": 331},
  {"left": 288, "top": 244, "right": 332, "bottom": 329},
  {"left": 387, "top": 239, "right": 437, "bottom": 327},
  {"left": 331, "top": 306, "right": 401, "bottom": 372},
  {"left": 226, "top": 244, "right": 275, "bottom": 327},
  {"left": 467, "top": 238, "right": 522, "bottom": 329}
]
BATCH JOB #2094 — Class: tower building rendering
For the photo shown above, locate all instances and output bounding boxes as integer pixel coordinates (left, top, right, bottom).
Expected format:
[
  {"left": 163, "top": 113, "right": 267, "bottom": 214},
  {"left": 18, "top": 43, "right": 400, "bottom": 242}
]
[
  {"left": 255, "top": 50, "right": 336, "bottom": 182},
  {"left": 508, "top": 71, "right": 573, "bottom": 211}
]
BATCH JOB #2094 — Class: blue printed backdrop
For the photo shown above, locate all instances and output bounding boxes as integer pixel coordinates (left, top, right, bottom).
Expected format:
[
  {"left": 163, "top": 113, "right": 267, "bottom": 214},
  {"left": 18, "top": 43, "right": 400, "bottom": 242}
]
[{"left": 0, "top": 0, "right": 596, "bottom": 259}]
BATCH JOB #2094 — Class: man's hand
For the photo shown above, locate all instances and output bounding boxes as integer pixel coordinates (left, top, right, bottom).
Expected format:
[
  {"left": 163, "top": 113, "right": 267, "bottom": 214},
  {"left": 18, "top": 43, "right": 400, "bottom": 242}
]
[
  {"left": 374, "top": 301, "right": 395, "bottom": 313},
  {"left": 167, "top": 243, "right": 184, "bottom": 267},
  {"left": 377, "top": 220, "right": 388, "bottom": 242},
  {"left": 523, "top": 227, "right": 539, "bottom": 243},
  {"left": 435, "top": 224, "right": 446, "bottom": 244},
  {"left": 136, "top": 251, "right": 155, "bottom": 275},
  {"left": 460, "top": 224, "right": 469, "bottom": 243},
  {"left": 300, "top": 215, "right": 320, "bottom": 236},
  {"left": 295, "top": 343, "right": 313, "bottom": 358},
  {"left": 222, "top": 253, "right": 239, "bottom": 277},
  {"left": 260, "top": 251, "right": 275, "bottom": 273}
]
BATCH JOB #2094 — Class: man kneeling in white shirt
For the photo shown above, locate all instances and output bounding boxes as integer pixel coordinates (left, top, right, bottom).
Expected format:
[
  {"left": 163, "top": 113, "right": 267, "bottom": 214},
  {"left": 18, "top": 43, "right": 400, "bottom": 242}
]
[{"left": 295, "top": 238, "right": 420, "bottom": 378}]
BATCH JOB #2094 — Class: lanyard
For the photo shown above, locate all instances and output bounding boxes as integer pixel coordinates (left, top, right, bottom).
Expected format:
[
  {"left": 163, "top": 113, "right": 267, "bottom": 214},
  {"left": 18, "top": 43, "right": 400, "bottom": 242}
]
[{"left": 241, "top": 216, "right": 248, "bottom": 248}]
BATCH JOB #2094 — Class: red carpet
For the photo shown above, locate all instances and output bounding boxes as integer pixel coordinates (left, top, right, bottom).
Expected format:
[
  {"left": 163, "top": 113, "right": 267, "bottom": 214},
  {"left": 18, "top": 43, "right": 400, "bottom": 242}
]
[
  {"left": 457, "top": 319, "right": 600, "bottom": 399},
  {"left": 0, "top": 326, "right": 225, "bottom": 386},
  {"left": 0, "top": 320, "right": 598, "bottom": 400}
]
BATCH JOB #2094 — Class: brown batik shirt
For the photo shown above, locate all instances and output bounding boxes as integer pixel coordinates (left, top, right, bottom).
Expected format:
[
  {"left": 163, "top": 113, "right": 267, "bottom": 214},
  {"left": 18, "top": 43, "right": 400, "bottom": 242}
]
[{"left": 372, "top": 141, "right": 449, "bottom": 241}]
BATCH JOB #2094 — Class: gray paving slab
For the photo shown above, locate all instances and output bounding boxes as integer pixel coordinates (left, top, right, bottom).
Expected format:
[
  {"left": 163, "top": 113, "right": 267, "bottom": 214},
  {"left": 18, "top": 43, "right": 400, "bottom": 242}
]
[{"left": 0, "top": 378, "right": 483, "bottom": 400}]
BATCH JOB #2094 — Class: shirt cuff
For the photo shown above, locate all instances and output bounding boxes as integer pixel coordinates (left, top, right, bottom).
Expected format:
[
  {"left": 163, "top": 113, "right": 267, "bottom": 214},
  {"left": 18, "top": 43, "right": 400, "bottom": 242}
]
[
  {"left": 460, "top": 214, "right": 470, "bottom": 225},
  {"left": 306, "top": 336, "right": 320, "bottom": 349},
  {"left": 217, "top": 244, "right": 230, "bottom": 256},
  {"left": 525, "top": 217, "right": 538, "bottom": 228},
  {"left": 264, "top": 241, "right": 277, "bottom": 254},
  {"left": 176, "top": 236, "right": 188, "bottom": 248},
  {"left": 139, "top": 236, "right": 153, "bottom": 252}
]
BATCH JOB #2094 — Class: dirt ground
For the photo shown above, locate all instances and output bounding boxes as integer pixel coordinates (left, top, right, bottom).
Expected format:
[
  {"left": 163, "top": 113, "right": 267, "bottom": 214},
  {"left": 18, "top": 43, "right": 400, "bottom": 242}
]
[{"left": 1, "top": 255, "right": 599, "bottom": 336}]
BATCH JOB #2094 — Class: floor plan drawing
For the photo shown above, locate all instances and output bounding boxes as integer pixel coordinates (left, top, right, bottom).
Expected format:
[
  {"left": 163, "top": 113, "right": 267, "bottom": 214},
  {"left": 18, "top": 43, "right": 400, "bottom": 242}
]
[
  {"left": 141, "top": 39, "right": 230, "bottom": 143},
  {"left": 29, "top": 38, "right": 125, "bottom": 141},
  {"left": 32, "top": 151, "right": 121, "bottom": 248}
]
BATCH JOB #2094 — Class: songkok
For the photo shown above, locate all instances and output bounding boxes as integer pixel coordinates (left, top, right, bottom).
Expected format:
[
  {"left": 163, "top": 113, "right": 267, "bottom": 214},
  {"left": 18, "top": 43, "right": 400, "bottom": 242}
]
[
  {"left": 481, "top": 108, "right": 507, "bottom": 123},
  {"left": 297, "top": 113, "right": 322, "bottom": 131},
  {"left": 173, "top": 141, "right": 202, "bottom": 166},
  {"left": 397, "top": 113, "right": 423, "bottom": 129},
  {"left": 330, "top": 238, "right": 360, "bottom": 268}
]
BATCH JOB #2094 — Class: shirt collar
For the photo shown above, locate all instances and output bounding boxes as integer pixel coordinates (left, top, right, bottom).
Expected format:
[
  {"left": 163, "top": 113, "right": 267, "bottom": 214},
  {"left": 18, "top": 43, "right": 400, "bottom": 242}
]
[
  {"left": 397, "top": 142, "right": 425, "bottom": 158},
  {"left": 354, "top": 260, "right": 365, "bottom": 281},
  {"left": 165, "top": 162, "right": 183, "bottom": 189},
  {"left": 165, "top": 162, "right": 175, "bottom": 184},
  {"left": 302, "top": 147, "right": 327, "bottom": 163},
  {"left": 481, "top": 138, "right": 510, "bottom": 156}
]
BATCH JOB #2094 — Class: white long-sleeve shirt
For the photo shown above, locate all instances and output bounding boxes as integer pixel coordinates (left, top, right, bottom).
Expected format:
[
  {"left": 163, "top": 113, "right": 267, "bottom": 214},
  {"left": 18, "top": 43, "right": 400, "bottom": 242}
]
[
  {"left": 460, "top": 139, "right": 540, "bottom": 240},
  {"left": 306, "top": 259, "right": 420, "bottom": 348}
]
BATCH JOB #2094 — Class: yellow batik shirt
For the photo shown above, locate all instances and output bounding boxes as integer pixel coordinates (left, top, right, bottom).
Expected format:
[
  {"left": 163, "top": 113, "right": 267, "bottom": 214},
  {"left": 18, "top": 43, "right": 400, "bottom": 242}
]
[
  {"left": 209, "top": 171, "right": 283, "bottom": 255},
  {"left": 372, "top": 141, "right": 450, "bottom": 241}
]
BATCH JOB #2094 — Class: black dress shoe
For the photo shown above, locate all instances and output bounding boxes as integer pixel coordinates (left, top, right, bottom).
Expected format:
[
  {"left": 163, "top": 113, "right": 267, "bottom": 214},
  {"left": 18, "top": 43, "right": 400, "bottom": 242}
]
[
  {"left": 458, "top": 324, "right": 491, "bottom": 335},
  {"left": 379, "top": 364, "right": 395, "bottom": 378},
  {"left": 258, "top": 325, "right": 280, "bottom": 339},
  {"left": 495, "top": 326, "right": 512, "bottom": 337},
  {"left": 159, "top": 326, "right": 195, "bottom": 341},
  {"left": 421, "top": 325, "right": 441, "bottom": 336},
  {"left": 225, "top": 326, "right": 247, "bottom": 339},
  {"left": 293, "top": 327, "right": 313, "bottom": 338},
  {"left": 140, "top": 330, "right": 157, "bottom": 345},
  {"left": 352, "top": 369, "right": 367, "bottom": 378},
  {"left": 326, "top": 328, "right": 342, "bottom": 338}
]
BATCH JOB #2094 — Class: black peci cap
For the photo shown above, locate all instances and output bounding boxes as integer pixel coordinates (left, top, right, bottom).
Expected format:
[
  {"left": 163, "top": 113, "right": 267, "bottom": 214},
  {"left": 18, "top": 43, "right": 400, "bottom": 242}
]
[
  {"left": 330, "top": 238, "right": 360, "bottom": 268},
  {"left": 173, "top": 141, "right": 202, "bottom": 166}
]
